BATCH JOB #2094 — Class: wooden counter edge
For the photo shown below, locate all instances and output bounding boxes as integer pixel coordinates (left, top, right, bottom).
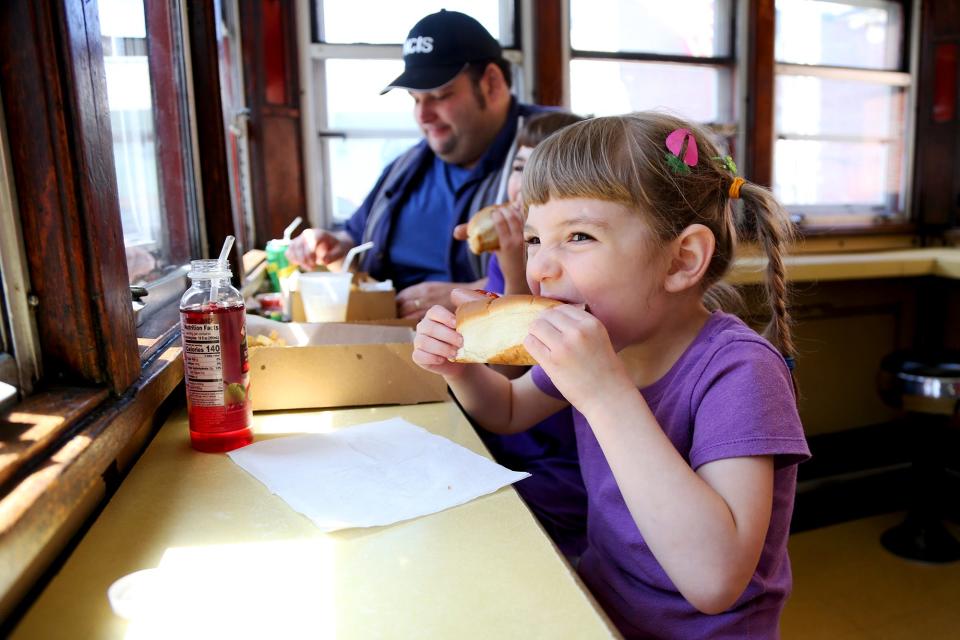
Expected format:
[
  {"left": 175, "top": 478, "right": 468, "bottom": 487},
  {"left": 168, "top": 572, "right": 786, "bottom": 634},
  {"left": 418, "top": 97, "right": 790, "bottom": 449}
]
[{"left": 727, "top": 248, "right": 960, "bottom": 285}]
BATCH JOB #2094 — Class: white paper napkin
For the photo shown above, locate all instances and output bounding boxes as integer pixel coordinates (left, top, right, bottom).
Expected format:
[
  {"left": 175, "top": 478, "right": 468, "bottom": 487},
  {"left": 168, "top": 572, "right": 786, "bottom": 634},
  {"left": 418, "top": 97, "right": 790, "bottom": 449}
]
[{"left": 228, "top": 418, "right": 529, "bottom": 532}]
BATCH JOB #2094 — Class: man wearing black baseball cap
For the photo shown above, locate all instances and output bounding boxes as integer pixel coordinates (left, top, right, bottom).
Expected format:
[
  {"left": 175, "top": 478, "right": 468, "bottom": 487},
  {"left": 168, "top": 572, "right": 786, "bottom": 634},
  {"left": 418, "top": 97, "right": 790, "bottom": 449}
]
[
  {"left": 381, "top": 9, "right": 505, "bottom": 95},
  {"left": 287, "top": 10, "right": 550, "bottom": 315}
]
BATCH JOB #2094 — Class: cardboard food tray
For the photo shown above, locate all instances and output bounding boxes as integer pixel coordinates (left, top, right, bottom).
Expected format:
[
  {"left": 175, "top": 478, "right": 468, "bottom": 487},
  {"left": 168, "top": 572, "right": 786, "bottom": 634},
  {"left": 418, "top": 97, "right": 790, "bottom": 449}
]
[{"left": 247, "top": 316, "right": 447, "bottom": 412}]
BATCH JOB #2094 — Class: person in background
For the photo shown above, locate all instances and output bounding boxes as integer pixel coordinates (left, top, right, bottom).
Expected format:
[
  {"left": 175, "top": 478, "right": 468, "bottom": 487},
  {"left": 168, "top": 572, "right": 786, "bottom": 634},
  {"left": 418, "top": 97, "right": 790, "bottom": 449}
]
[
  {"left": 286, "top": 9, "right": 549, "bottom": 319},
  {"left": 452, "top": 111, "right": 590, "bottom": 560},
  {"left": 412, "top": 112, "right": 810, "bottom": 638},
  {"left": 454, "top": 111, "right": 588, "bottom": 296}
]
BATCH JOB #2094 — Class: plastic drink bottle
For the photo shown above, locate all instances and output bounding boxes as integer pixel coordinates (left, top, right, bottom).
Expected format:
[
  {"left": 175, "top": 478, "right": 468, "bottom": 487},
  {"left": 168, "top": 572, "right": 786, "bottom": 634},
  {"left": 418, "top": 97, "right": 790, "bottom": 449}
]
[
  {"left": 265, "top": 238, "right": 295, "bottom": 292},
  {"left": 179, "top": 259, "right": 253, "bottom": 452}
]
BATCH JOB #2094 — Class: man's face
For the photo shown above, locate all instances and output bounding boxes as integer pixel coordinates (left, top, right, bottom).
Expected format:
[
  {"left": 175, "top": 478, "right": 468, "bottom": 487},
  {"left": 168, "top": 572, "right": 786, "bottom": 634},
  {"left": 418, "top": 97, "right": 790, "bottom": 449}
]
[{"left": 410, "top": 70, "right": 495, "bottom": 168}]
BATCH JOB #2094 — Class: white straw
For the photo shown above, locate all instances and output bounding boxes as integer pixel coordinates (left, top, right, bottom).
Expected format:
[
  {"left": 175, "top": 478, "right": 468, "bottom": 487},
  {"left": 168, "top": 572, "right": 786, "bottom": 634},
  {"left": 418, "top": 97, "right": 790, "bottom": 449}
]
[
  {"left": 211, "top": 235, "right": 235, "bottom": 304},
  {"left": 283, "top": 216, "right": 303, "bottom": 240},
  {"left": 341, "top": 241, "right": 374, "bottom": 274},
  {"left": 218, "top": 235, "right": 235, "bottom": 266}
]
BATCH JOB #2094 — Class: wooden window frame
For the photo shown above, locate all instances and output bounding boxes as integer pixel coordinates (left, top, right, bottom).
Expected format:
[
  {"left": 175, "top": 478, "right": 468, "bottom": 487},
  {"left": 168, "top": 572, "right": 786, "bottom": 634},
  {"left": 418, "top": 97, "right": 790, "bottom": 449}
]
[{"left": 0, "top": 0, "right": 240, "bottom": 627}]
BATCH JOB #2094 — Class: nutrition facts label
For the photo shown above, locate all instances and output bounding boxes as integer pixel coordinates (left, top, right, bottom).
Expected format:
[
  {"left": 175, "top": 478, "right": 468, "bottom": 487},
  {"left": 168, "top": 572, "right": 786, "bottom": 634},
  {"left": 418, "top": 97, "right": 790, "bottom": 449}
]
[{"left": 182, "top": 320, "right": 224, "bottom": 407}]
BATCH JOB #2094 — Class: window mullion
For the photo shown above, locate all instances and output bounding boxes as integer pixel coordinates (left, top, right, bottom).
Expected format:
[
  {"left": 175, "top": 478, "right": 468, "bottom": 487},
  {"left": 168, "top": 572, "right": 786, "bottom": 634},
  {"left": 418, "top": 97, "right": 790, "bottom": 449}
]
[
  {"left": 573, "top": 50, "right": 735, "bottom": 67},
  {"left": 297, "top": 0, "right": 322, "bottom": 231},
  {"left": 775, "top": 63, "right": 911, "bottom": 86},
  {"left": 311, "top": 43, "right": 401, "bottom": 59}
]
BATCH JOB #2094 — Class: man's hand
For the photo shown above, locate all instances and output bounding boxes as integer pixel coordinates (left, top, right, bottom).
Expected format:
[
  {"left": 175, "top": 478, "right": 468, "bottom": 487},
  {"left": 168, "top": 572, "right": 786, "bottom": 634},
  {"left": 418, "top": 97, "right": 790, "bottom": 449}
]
[
  {"left": 396, "top": 280, "right": 489, "bottom": 320},
  {"left": 286, "top": 228, "right": 354, "bottom": 270},
  {"left": 449, "top": 287, "right": 492, "bottom": 307}
]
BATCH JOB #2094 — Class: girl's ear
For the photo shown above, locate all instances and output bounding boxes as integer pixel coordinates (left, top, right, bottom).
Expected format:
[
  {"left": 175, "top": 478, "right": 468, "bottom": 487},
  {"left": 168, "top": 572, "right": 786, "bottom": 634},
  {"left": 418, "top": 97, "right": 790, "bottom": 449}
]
[{"left": 664, "top": 224, "right": 715, "bottom": 293}]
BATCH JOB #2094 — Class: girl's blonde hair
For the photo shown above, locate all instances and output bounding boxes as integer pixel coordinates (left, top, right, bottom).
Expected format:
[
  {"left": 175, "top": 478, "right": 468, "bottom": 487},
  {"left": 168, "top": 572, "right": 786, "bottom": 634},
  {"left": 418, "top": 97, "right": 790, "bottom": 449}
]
[{"left": 523, "top": 112, "right": 796, "bottom": 362}]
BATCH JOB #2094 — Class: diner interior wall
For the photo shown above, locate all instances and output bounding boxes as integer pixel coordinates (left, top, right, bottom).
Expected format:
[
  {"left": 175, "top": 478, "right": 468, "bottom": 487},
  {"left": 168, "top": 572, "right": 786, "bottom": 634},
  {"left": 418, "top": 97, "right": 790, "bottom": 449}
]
[
  {"left": 741, "top": 278, "right": 918, "bottom": 437},
  {"left": 792, "top": 311, "right": 901, "bottom": 438},
  {"left": 739, "top": 277, "right": 946, "bottom": 532}
]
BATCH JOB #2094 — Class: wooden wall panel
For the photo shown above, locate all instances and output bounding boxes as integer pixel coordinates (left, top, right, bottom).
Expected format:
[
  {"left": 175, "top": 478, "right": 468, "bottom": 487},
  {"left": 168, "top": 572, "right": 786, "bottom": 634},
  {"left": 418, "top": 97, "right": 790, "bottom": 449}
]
[
  {"left": 744, "top": 0, "right": 775, "bottom": 187},
  {"left": 533, "top": 0, "right": 564, "bottom": 106},
  {"left": 240, "top": 0, "right": 307, "bottom": 246},
  {"left": 261, "top": 116, "right": 306, "bottom": 235},
  {"left": 186, "top": 2, "right": 245, "bottom": 277}
]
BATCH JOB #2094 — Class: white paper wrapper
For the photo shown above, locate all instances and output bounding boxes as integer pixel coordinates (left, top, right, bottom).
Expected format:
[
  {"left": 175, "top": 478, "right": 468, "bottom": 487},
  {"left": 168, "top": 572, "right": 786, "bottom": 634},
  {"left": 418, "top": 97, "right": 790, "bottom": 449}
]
[{"left": 228, "top": 418, "right": 529, "bottom": 531}]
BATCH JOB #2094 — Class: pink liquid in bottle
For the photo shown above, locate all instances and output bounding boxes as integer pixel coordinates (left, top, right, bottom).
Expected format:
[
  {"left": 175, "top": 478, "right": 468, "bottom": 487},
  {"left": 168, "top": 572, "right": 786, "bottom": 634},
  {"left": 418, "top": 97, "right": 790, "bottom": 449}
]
[{"left": 180, "top": 301, "right": 253, "bottom": 452}]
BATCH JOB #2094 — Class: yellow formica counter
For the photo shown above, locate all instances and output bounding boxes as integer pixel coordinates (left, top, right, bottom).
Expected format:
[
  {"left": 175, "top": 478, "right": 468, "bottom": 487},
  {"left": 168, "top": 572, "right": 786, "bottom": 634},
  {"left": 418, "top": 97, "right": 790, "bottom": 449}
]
[
  {"left": 13, "top": 402, "right": 617, "bottom": 639},
  {"left": 728, "top": 247, "right": 960, "bottom": 285}
]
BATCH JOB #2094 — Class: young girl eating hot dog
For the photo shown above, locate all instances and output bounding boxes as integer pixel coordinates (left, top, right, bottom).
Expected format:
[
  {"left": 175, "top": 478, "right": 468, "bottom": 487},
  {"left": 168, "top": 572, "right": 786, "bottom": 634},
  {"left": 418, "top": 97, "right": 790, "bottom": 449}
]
[{"left": 413, "top": 112, "right": 810, "bottom": 638}]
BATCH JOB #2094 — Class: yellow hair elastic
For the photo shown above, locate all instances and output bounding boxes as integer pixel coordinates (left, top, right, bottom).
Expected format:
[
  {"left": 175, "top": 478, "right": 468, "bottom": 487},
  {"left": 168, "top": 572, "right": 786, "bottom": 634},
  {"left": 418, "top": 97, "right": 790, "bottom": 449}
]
[{"left": 728, "top": 177, "right": 745, "bottom": 200}]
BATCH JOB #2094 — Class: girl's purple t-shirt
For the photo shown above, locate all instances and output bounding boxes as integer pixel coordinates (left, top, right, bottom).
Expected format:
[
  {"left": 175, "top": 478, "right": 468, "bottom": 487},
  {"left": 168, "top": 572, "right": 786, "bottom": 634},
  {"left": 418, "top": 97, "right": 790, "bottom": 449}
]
[
  {"left": 479, "top": 255, "right": 586, "bottom": 556},
  {"left": 532, "top": 311, "right": 810, "bottom": 639},
  {"left": 485, "top": 253, "right": 506, "bottom": 296}
]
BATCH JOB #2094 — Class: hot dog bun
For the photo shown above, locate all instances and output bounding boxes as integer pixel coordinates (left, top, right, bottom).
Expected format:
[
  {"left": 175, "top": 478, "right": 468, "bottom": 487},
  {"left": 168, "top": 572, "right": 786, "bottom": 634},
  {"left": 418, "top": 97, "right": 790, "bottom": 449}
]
[
  {"left": 466, "top": 204, "right": 505, "bottom": 254},
  {"left": 453, "top": 294, "right": 562, "bottom": 365}
]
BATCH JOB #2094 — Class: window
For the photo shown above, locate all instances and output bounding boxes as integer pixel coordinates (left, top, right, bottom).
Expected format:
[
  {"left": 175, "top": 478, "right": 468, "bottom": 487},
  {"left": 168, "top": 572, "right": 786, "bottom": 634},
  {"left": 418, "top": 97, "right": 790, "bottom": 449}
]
[
  {"left": 303, "top": 1, "right": 521, "bottom": 225},
  {"left": 568, "top": 0, "right": 736, "bottom": 125},
  {"left": 773, "top": 0, "right": 912, "bottom": 225},
  {"left": 97, "top": 0, "right": 206, "bottom": 334},
  {"left": 101, "top": 0, "right": 184, "bottom": 285},
  {"left": 0, "top": 84, "right": 40, "bottom": 403},
  {"left": 100, "top": 0, "right": 168, "bottom": 285}
]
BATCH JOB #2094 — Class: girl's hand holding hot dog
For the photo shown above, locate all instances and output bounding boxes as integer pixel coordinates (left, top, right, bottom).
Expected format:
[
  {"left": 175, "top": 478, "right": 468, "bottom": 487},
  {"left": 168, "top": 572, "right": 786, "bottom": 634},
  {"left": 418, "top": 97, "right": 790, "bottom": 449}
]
[
  {"left": 524, "top": 304, "right": 633, "bottom": 414},
  {"left": 411, "top": 304, "right": 467, "bottom": 379},
  {"left": 411, "top": 288, "right": 491, "bottom": 378}
]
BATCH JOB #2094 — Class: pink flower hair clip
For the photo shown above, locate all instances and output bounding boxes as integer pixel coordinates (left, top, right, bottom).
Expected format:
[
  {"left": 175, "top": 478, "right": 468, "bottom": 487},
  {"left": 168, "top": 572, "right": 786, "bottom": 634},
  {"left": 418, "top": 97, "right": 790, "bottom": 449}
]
[{"left": 664, "top": 128, "right": 699, "bottom": 175}]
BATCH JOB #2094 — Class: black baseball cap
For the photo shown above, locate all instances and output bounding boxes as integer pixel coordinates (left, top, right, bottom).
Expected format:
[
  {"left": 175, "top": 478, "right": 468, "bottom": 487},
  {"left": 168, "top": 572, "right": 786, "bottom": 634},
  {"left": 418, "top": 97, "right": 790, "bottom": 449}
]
[{"left": 381, "top": 10, "right": 503, "bottom": 95}]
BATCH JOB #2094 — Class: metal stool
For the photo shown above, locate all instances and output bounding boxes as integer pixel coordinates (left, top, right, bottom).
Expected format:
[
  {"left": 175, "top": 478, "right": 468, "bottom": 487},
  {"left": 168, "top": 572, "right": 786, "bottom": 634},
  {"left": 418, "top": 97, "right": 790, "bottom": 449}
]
[{"left": 877, "top": 350, "right": 960, "bottom": 562}]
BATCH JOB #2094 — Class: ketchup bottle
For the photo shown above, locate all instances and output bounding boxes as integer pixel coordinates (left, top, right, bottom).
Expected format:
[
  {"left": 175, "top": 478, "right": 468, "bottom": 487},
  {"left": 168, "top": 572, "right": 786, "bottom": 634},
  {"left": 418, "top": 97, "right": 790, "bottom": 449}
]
[{"left": 179, "top": 259, "right": 253, "bottom": 452}]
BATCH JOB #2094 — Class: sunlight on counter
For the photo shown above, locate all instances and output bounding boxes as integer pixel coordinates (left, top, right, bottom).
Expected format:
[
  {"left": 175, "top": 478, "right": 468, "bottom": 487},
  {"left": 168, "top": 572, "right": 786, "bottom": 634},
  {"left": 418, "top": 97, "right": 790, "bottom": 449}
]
[{"left": 115, "top": 537, "right": 336, "bottom": 639}]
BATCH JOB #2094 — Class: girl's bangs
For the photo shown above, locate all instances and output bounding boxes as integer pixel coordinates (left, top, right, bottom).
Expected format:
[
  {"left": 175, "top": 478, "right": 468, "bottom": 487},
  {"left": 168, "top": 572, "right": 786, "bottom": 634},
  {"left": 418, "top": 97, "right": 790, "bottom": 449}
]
[{"left": 522, "top": 119, "right": 636, "bottom": 207}]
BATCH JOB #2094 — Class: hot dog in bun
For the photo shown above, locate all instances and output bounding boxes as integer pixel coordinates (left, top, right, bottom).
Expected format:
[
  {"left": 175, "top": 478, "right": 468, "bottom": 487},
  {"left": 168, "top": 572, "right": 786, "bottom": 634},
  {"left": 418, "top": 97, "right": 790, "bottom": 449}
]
[
  {"left": 466, "top": 204, "right": 506, "bottom": 254},
  {"left": 453, "top": 294, "right": 562, "bottom": 365}
]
